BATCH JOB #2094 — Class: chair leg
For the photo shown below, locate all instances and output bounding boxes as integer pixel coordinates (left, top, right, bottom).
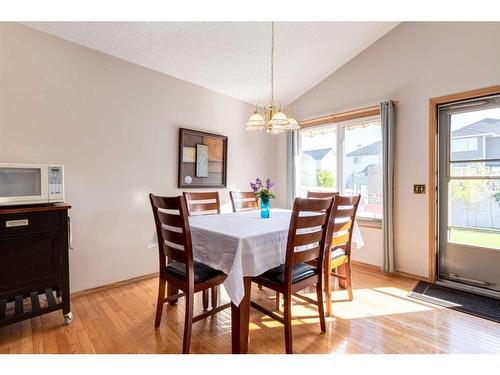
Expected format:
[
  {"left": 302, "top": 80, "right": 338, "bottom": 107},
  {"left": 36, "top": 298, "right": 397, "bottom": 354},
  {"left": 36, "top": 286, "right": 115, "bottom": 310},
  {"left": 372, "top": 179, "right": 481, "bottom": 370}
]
[
  {"left": 283, "top": 293, "right": 293, "bottom": 354},
  {"left": 324, "top": 267, "right": 332, "bottom": 317},
  {"left": 202, "top": 289, "right": 209, "bottom": 310},
  {"left": 275, "top": 292, "right": 281, "bottom": 310},
  {"left": 345, "top": 262, "right": 354, "bottom": 301},
  {"left": 337, "top": 265, "right": 347, "bottom": 289},
  {"left": 316, "top": 280, "right": 326, "bottom": 333},
  {"left": 258, "top": 284, "right": 263, "bottom": 290},
  {"left": 155, "top": 277, "right": 166, "bottom": 328},
  {"left": 167, "top": 283, "right": 179, "bottom": 306},
  {"left": 211, "top": 286, "right": 218, "bottom": 308},
  {"left": 182, "top": 290, "right": 194, "bottom": 354}
]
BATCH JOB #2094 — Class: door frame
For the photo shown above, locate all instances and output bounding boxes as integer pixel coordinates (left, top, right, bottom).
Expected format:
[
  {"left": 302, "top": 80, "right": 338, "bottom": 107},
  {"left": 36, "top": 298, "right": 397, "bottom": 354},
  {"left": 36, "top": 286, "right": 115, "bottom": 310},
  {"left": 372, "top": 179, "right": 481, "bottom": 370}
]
[{"left": 428, "top": 84, "right": 500, "bottom": 283}]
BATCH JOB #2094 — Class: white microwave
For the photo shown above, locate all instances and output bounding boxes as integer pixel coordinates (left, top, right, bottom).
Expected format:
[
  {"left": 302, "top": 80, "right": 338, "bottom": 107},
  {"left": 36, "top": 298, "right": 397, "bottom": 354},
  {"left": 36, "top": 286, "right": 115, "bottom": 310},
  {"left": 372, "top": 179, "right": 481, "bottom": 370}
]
[{"left": 0, "top": 163, "right": 65, "bottom": 206}]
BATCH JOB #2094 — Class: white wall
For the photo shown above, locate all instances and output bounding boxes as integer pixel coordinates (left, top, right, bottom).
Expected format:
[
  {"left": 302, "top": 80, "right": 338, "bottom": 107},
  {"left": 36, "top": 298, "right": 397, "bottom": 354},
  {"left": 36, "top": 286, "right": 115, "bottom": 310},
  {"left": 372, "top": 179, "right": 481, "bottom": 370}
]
[
  {"left": 0, "top": 23, "right": 279, "bottom": 292},
  {"left": 276, "top": 22, "right": 500, "bottom": 277}
]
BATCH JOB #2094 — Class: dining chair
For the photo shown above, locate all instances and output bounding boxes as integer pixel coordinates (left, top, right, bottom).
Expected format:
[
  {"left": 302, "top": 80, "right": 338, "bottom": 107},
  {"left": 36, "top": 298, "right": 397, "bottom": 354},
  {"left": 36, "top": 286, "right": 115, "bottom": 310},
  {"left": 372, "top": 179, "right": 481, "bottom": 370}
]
[
  {"left": 271, "top": 191, "right": 338, "bottom": 310},
  {"left": 276, "top": 191, "right": 335, "bottom": 311},
  {"left": 183, "top": 191, "right": 221, "bottom": 216},
  {"left": 323, "top": 194, "right": 361, "bottom": 316},
  {"left": 149, "top": 194, "right": 229, "bottom": 354},
  {"left": 182, "top": 191, "right": 221, "bottom": 307},
  {"left": 229, "top": 191, "right": 258, "bottom": 212},
  {"left": 307, "top": 191, "right": 339, "bottom": 199},
  {"left": 250, "top": 197, "right": 334, "bottom": 354}
]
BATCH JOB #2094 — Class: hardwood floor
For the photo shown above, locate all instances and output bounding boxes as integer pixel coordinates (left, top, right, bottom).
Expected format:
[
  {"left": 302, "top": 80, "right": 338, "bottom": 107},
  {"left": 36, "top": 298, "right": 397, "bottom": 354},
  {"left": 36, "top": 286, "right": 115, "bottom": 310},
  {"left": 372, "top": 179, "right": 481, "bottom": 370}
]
[{"left": 1, "top": 263, "right": 499, "bottom": 354}]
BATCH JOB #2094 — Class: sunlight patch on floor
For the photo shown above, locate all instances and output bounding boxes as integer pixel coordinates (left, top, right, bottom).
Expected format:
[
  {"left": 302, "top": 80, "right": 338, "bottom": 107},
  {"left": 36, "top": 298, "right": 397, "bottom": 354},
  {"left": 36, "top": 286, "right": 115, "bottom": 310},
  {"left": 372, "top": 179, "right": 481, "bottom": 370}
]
[
  {"left": 329, "top": 287, "right": 442, "bottom": 320},
  {"left": 249, "top": 322, "right": 262, "bottom": 330},
  {"left": 235, "top": 285, "right": 445, "bottom": 332}
]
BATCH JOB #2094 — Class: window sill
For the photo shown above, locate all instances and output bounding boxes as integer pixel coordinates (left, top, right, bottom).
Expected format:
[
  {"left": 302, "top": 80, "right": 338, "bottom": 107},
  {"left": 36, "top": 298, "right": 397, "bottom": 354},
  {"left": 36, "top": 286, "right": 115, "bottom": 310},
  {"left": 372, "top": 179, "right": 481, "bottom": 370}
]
[{"left": 357, "top": 218, "right": 383, "bottom": 229}]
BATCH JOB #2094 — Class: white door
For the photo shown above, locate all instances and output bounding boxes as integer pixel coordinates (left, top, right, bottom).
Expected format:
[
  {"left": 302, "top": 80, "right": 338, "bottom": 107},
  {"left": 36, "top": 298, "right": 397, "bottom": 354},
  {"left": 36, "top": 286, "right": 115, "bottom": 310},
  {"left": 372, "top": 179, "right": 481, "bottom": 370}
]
[{"left": 437, "top": 95, "right": 500, "bottom": 297}]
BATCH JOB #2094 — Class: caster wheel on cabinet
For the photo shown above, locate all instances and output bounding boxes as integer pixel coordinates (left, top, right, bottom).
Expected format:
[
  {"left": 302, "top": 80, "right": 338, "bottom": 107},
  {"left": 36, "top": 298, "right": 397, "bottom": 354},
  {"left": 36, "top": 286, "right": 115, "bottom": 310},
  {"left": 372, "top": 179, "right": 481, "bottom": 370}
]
[{"left": 63, "top": 312, "right": 73, "bottom": 325}]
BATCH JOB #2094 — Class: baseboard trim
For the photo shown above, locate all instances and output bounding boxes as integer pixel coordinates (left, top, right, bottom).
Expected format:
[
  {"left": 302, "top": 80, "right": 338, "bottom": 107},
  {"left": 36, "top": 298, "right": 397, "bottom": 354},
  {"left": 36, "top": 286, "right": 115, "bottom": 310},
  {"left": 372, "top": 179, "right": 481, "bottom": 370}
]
[
  {"left": 71, "top": 272, "right": 159, "bottom": 298},
  {"left": 71, "top": 261, "right": 430, "bottom": 299},
  {"left": 351, "top": 260, "right": 430, "bottom": 282},
  {"left": 351, "top": 260, "right": 380, "bottom": 272},
  {"left": 395, "top": 270, "right": 430, "bottom": 282}
]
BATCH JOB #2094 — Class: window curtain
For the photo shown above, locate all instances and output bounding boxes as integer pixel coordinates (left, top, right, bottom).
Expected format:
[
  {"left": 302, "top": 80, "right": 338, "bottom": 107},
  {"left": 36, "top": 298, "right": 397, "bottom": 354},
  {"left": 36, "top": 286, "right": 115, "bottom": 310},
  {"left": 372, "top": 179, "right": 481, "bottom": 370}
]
[
  {"left": 381, "top": 100, "right": 397, "bottom": 273},
  {"left": 286, "top": 130, "right": 299, "bottom": 209}
]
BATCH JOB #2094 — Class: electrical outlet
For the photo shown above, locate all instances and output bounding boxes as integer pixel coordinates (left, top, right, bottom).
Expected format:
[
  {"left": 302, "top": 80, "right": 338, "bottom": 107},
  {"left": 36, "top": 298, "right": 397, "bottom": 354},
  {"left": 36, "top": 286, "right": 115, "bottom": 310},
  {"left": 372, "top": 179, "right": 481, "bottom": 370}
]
[{"left": 413, "top": 184, "right": 426, "bottom": 194}]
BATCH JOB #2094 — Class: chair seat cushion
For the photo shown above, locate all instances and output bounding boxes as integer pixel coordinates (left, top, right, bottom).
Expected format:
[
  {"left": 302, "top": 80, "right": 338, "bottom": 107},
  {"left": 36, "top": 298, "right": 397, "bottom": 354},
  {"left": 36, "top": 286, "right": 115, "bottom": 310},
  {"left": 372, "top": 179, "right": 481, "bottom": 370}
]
[
  {"left": 165, "top": 261, "right": 224, "bottom": 283},
  {"left": 330, "top": 248, "right": 348, "bottom": 269},
  {"left": 258, "top": 263, "right": 317, "bottom": 285}
]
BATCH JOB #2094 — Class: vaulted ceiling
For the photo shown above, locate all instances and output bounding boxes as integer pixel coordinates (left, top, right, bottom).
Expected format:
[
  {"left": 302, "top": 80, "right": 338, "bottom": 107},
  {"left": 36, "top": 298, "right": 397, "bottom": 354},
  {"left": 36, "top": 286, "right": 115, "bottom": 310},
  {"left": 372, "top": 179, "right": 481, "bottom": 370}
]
[{"left": 23, "top": 22, "right": 399, "bottom": 105}]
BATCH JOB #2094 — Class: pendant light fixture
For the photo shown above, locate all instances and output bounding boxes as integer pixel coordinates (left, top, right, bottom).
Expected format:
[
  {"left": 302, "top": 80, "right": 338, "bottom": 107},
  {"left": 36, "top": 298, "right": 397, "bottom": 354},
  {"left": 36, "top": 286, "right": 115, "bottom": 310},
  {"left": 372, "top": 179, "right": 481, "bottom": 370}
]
[{"left": 245, "top": 22, "right": 300, "bottom": 134}]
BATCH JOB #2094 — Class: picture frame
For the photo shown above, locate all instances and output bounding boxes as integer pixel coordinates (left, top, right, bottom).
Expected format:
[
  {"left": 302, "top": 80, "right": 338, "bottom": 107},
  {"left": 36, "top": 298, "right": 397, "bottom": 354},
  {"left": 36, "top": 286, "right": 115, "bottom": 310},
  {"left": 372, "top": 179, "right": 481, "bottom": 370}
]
[{"left": 178, "top": 128, "right": 228, "bottom": 188}]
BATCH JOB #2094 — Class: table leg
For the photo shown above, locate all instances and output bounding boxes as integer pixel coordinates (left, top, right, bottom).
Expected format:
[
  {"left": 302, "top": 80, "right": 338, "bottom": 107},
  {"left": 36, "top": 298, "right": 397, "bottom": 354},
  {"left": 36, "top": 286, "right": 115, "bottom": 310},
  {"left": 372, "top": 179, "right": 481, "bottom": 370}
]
[{"left": 231, "top": 276, "right": 252, "bottom": 354}]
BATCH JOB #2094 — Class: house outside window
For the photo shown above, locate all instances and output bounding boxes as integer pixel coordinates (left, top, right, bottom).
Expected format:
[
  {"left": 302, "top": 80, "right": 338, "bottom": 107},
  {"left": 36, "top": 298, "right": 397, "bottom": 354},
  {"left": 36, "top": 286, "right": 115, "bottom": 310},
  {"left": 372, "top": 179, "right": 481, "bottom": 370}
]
[
  {"left": 451, "top": 137, "right": 478, "bottom": 153},
  {"left": 297, "top": 115, "right": 382, "bottom": 220}
]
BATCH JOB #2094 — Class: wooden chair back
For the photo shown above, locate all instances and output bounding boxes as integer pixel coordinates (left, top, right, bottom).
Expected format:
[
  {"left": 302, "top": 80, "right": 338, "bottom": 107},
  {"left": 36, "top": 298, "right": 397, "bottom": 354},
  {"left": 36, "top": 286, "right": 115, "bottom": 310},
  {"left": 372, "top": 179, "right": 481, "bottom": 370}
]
[
  {"left": 307, "top": 191, "right": 339, "bottom": 199},
  {"left": 149, "top": 194, "right": 193, "bottom": 273},
  {"left": 284, "top": 197, "right": 334, "bottom": 281},
  {"left": 229, "top": 191, "right": 258, "bottom": 212},
  {"left": 183, "top": 192, "right": 220, "bottom": 216},
  {"left": 327, "top": 195, "right": 361, "bottom": 257}
]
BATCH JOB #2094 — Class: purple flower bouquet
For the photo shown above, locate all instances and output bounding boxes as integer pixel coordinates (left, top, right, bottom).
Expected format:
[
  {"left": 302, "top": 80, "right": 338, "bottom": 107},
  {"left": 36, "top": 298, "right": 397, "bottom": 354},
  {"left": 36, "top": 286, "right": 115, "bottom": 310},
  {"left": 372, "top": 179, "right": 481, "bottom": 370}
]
[{"left": 250, "top": 177, "right": 276, "bottom": 218}]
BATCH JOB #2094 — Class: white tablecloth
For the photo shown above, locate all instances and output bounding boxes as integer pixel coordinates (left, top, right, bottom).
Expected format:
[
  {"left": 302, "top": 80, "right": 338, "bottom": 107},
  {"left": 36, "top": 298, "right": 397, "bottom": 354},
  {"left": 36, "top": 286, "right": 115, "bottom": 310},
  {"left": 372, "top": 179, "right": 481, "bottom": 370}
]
[{"left": 189, "top": 208, "right": 363, "bottom": 306}]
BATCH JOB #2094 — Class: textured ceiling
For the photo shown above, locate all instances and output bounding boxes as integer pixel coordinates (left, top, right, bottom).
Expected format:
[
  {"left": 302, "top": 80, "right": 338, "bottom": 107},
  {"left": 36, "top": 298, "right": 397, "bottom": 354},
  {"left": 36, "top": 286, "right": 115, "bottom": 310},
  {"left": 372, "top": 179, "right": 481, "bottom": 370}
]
[{"left": 23, "top": 22, "right": 399, "bottom": 105}]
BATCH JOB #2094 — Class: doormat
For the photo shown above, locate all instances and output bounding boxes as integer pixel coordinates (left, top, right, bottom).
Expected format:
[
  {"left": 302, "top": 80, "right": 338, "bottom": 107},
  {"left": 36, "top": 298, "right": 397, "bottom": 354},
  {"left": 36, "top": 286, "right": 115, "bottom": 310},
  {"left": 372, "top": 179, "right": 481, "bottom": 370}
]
[{"left": 409, "top": 281, "right": 500, "bottom": 323}]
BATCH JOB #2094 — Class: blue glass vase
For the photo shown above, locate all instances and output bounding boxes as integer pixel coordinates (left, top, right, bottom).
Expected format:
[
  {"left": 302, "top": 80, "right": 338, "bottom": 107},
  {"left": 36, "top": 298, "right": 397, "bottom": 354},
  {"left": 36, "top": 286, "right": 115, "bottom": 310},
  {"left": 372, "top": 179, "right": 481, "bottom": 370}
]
[{"left": 260, "top": 197, "right": 270, "bottom": 219}]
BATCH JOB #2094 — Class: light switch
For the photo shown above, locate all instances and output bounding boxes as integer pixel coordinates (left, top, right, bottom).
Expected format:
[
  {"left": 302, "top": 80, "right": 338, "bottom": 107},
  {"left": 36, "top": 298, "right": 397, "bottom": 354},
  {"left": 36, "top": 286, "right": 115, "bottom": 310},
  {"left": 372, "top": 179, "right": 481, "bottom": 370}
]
[{"left": 413, "top": 184, "right": 426, "bottom": 194}]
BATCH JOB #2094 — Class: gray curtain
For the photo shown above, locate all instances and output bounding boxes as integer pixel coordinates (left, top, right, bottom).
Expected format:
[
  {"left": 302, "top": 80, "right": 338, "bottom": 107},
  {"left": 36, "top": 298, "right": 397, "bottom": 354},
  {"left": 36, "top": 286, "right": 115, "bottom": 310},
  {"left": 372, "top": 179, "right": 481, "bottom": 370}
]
[
  {"left": 286, "top": 130, "right": 299, "bottom": 209},
  {"left": 381, "top": 101, "right": 397, "bottom": 273}
]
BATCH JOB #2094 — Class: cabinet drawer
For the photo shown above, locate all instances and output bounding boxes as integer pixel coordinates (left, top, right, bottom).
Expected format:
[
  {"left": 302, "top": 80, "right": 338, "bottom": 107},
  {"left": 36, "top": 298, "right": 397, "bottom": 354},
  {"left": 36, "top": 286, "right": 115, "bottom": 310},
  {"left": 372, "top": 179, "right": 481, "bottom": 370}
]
[{"left": 0, "top": 211, "right": 61, "bottom": 237}]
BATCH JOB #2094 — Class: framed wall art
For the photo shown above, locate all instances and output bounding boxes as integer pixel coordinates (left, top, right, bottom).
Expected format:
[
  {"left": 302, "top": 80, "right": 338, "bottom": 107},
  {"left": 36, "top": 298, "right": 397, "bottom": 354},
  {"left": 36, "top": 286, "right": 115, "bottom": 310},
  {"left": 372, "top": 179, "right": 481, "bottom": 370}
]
[{"left": 178, "top": 128, "right": 228, "bottom": 188}]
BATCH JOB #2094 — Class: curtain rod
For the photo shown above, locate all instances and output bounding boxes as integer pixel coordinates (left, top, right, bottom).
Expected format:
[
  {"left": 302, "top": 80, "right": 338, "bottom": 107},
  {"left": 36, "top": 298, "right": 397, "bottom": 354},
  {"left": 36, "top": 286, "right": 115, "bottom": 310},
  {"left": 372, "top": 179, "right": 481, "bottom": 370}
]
[{"left": 299, "top": 101, "right": 399, "bottom": 129}]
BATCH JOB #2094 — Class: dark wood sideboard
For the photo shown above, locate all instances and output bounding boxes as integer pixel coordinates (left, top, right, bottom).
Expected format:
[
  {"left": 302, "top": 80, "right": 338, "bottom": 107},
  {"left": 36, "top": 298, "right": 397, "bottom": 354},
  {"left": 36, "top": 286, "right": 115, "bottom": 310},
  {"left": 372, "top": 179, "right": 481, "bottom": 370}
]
[{"left": 0, "top": 203, "right": 72, "bottom": 327}]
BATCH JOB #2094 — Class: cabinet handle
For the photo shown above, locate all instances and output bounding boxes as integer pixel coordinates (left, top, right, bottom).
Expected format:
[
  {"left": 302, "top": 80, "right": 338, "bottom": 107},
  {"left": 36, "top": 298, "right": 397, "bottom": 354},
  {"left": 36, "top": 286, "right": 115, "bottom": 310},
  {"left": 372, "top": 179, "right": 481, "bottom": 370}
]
[{"left": 6, "top": 219, "right": 29, "bottom": 228}]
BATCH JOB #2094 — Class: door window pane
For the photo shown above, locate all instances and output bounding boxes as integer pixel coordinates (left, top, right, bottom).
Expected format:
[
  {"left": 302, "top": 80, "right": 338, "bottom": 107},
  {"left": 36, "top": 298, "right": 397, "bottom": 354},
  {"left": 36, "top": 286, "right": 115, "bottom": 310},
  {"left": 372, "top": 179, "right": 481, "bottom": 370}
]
[
  {"left": 448, "top": 104, "right": 500, "bottom": 250},
  {"left": 298, "top": 127, "right": 336, "bottom": 197},
  {"left": 344, "top": 121, "right": 382, "bottom": 219},
  {"left": 449, "top": 179, "right": 500, "bottom": 249}
]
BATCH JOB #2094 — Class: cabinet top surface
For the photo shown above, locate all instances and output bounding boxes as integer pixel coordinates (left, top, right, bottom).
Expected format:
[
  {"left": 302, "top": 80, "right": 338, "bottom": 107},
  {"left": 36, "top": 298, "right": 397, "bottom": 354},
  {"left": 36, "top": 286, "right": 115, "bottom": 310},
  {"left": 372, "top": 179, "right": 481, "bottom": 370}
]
[{"left": 0, "top": 203, "right": 71, "bottom": 215}]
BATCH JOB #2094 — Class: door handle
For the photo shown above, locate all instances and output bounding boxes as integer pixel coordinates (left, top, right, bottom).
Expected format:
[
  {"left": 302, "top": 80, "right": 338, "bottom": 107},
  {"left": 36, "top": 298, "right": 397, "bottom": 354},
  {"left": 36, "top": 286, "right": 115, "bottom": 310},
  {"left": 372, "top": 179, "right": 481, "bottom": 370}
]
[{"left": 6, "top": 219, "right": 29, "bottom": 228}]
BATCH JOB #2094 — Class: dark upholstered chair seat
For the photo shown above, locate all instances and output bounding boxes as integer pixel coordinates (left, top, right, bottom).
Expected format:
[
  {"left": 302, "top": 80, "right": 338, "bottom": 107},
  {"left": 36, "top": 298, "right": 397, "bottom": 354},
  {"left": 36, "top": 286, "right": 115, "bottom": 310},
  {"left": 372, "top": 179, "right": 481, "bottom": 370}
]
[
  {"left": 165, "top": 261, "right": 224, "bottom": 283},
  {"left": 259, "top": 263, "right": 317, "bottom": 285}
]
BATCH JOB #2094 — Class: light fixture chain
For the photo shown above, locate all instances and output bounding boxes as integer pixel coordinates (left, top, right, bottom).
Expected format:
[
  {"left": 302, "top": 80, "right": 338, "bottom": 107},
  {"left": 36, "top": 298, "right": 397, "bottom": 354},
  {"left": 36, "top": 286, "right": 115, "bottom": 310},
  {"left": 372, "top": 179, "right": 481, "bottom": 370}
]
[
  {"left": 271, "top": 21, "right": 275, "bottom": 106},
  {"left": 246, "top": 21, "right": 299, "bottom": 133}
]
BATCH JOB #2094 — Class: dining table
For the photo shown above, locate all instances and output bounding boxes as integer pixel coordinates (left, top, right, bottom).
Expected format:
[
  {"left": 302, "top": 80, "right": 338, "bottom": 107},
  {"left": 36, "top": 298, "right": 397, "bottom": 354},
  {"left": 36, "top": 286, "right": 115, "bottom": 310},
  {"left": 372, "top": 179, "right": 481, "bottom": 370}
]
[{"left": 187, "top": 208, "right": 364, "bottom": 354}]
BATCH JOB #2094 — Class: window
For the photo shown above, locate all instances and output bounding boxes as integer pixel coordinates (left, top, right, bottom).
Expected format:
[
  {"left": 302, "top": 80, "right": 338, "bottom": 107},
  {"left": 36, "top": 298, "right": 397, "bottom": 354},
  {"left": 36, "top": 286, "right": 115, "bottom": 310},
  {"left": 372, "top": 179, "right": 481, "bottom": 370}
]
[
  {"left": 298, "top": 127, "right": 337, "bottom": 196},
  {"left": 344, "top": 121, "right": 383, "bottom": 219},
  {"left": 297, "top": 116, "right": 383, "bottom": 220}
]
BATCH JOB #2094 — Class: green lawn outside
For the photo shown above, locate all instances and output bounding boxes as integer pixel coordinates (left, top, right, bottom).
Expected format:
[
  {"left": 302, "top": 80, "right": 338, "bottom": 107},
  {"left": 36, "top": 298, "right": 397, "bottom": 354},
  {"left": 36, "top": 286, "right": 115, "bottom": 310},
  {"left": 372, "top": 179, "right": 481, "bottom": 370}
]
[{"left": 450, "top": 228, "right": 500, "bottom": 249}]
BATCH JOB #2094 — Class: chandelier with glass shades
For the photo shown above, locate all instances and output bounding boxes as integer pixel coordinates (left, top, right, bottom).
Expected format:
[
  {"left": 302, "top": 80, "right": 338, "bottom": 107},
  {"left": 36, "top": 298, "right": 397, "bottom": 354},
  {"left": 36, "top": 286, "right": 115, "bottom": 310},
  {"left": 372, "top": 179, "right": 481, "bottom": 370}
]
[{"left": 245, "top": 22, "right": 300, "bottom": 134}]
